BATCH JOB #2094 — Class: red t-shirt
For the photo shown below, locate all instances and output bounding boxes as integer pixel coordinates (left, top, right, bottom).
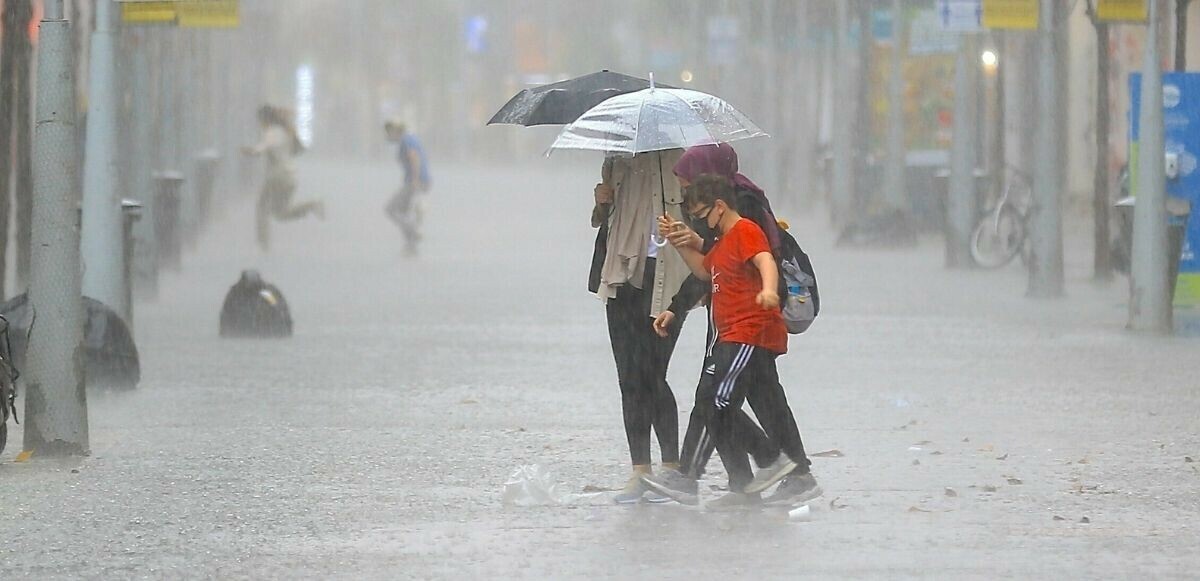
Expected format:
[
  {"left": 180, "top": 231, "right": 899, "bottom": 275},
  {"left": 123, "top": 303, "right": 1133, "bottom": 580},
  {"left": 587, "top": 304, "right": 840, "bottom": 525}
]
[{"left": 703, "top": 218, "right": 788, "bottom": 354}]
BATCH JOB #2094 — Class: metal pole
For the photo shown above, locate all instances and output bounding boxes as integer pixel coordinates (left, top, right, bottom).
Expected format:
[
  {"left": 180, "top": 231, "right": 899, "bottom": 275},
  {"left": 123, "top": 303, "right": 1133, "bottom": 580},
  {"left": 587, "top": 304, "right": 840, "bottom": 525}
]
[
  {"left": 1093, "top": 7, "right": 1114, "bottom": 281},
  {"left": 1130, "top": 0, "right": 1172, "bottom": 332},
  {"left": 1176, "top": 0, "right": 1191, "bottom": 71},
  {"left": 24, "top": 0, "right": 88, "bottom": 456},
  {"left": 884, "top": 0, "right": 912, "bottom": 235},
  {"left": 1028, "top": 0, "right": 1065, "bottom": 297},
  {"left": 946, "top": 34, "right": 979, "bottom": 268},
  {"left": 80, "top": 0, "right": 125, "bottom": 319},
  {"left": 831, "top": 1, "right": 853, "bottom": 225}
]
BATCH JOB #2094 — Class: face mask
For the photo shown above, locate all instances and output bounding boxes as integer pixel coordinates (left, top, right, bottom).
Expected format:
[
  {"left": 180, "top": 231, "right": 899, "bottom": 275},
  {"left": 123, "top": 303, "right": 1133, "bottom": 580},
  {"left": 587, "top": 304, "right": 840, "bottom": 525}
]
[
  {"left": 690, "top": 216, "right": 717, "bottom": 241},
  {"left": 690, "top": 206, "right": 722, "bottom": 241}
]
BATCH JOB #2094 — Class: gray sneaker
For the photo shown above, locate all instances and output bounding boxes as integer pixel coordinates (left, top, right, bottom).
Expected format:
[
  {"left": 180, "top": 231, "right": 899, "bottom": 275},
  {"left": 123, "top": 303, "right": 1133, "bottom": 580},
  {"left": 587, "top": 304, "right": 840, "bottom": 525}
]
[
  {"left": 640, "top": 468, "right": 700, "bottom": 506},
  {"left": 763, "top": 472, "right": 823, "bottom": 506},
  {"left": 612, "top": 474, "right": 647, "bottom": 505},
  {"left": 704, "top": 491, "right": 762, "bottom": 512},
  {"left": 744, "top": 455, "right": 798, "bottom": 494}
]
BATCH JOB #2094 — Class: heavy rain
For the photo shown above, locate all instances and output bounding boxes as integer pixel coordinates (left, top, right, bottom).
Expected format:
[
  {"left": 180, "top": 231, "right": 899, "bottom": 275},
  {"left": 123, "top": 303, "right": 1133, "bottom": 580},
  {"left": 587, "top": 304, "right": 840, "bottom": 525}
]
[{"left": 0, "top": 0, "right": 1199, "bottom": 578}]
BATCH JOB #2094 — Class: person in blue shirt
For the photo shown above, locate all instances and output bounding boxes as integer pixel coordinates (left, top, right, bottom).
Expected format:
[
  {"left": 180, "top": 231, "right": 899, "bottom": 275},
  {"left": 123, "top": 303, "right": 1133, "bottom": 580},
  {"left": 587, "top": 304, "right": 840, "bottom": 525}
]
[{"left": 384, "top": 119, "right": 432, "bottom": 256}]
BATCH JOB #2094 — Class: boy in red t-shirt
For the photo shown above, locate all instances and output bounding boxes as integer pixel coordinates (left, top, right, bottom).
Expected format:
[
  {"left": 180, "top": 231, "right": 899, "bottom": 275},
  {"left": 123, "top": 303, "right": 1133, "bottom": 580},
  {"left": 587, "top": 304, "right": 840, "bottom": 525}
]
[{"left": 649, "top": 175, "right": 817, "bottom": 509}]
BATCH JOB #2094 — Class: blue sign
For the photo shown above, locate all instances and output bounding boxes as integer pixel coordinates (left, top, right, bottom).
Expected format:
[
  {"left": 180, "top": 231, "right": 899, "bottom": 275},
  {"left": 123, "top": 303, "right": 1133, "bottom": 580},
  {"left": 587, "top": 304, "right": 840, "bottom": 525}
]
[
  {"left": 936, "top": 0, "right": 982, "bottom": 32},
  {"left": 465, "top": 15, "right": 488, "bottom": 55},
  {"left": 1131, "top": 72, "right": 1200, "bottom": 305}
]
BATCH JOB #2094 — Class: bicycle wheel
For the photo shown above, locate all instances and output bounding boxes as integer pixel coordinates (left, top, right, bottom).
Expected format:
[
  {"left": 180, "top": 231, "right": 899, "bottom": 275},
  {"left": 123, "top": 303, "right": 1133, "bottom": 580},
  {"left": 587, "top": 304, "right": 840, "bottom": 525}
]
[{"left": 971, "top": 206, "right": 1025, "bottom": 269}]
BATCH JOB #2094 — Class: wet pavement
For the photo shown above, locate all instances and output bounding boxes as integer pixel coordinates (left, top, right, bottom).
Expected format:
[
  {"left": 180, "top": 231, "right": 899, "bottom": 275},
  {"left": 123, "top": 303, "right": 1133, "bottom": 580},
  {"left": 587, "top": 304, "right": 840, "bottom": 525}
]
[{"left": 1, "top": 158, "right": 1198, "bottom": 579}]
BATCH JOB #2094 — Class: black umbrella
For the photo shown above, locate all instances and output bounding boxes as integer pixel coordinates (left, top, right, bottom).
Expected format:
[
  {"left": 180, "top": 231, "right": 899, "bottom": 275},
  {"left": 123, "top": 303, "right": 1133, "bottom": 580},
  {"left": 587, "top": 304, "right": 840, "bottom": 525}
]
[
  {"left": 0, "top": 293, "right": 140, "bottom": 390},
  {"left": 487, "top": 70, "right": 677, "bottom": 126}
]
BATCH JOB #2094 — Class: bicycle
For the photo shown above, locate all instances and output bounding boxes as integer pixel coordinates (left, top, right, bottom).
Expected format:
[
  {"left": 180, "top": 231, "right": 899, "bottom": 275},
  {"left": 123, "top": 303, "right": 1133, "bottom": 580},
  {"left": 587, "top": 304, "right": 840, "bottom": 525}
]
[{"left": 971, "top": 167, "right": 1033, "bottom": 269}]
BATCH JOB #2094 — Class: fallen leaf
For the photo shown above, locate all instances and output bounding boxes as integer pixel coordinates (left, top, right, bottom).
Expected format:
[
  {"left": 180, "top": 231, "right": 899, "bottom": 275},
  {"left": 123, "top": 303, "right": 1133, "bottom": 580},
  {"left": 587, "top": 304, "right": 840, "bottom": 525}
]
[
  {"left": 14, "top": 450, "right": 32, "bottom": 463},
  {"left": 982, "top": 485, "right": 998, "bottom": 492},
  {"left": 977, "top": 444, "right": 994, "bottom": 452},
  {"left": 70, "top": 469, "right": 79, "bottom": 474},
  {"left": 1007, "top": 477, "right": 1023, "bottom": 485},
  {"left": 914, "top": 440, "right": 933, "bottom": 446},
  {"left": 1185, "top": 456, "right": 1195, "bottom": 463},
  {"left": 459, "top": 398, "right": 478, "bottom": 404},
  {"left": 1053, "top": 515, "right": 1066, "bottom": 521},
  {"left": 961, "top": 437, "right": 970, "bottom": 443},
  {"left": 930, "top": 451, "right": 944, "bottom": 456},
  {"left": 907, "top": 506, "right": 932, "bottom": 513},
  {"left": 1077, "top": 456, "right": 1090, "bottom": 464},
  {"left": 909, "top": 420, "right": 919, "bottom": 426},
  {"left": 829, "top": 497, "right": 849, "bottom": 510},
  {"left": 896, "top": 424, "right": 909, "bottom": 431},
  {"left": 1080, "top": 516, "right": 1091, "bottom": 524},
  {"left": 996, "top": 453, "right": 1009, "bottom": 460},
  {"left": 811, "top": 449, "right": 844, "bottom": 458},
  {"left": 582, "top": 484, "right": 616, "bottom": 493},
  {"left": 944, "top": 487, "right": 958, "bottom": 497},
  {"left": 912, "top": 459, "right": 921, "bottom": 466}
]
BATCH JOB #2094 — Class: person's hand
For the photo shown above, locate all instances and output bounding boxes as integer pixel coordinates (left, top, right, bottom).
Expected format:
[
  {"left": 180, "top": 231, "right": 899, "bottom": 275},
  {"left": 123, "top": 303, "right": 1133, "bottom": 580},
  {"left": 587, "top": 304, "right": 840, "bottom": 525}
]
[
  {"left": 652, "top": 311, "right": 676, "bottom": 337},
  {"left": 666, "top": 227, "right": 702, "bottom": 251},
  {"left": 657, "top": 214, "right": 679, "bottom": 237},
  {"left": 756, "top": 289, "right": 780, "bottom": 310},
  {"left": 594, "top": 183, "right": 614, "bottom": 205}
]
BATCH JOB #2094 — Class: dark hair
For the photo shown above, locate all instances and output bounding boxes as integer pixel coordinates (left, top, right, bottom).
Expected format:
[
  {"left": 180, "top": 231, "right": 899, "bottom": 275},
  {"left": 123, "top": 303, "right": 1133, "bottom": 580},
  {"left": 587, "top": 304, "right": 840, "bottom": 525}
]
[
  {"left": 258, "top": 104, "right": 306, "bottom": 155},
  {"left": 682, "top": 173, "right": 736, "bottom": 209}
]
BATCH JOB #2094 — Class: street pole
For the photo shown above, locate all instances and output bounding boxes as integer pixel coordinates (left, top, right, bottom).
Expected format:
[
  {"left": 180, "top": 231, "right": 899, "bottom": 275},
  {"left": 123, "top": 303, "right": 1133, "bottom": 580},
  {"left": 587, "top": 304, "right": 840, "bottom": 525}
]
[
  {"left": 80, "top": 0, "right": 126, "bottom": 319},
  {"left": 946, "top": 34, "right": 979, "bottom": 268},
  {"left": 884, "top": 0, "right": 913, "bottom": 240},
  {"left": 24, "top": 0, "right": 88, "bottom": 456},
  {"left": 1129, "top": 0, "right": 1172, "bottom": 333},
  {"left": 1176, "top": 0, "right": 1191, "bottom": 71},
  {"left": 1091, "top": 3, "right": 1114, "bottom": 281},
  {"left": 831, "top": 0, "right": 853, "bottom": 225},
  {"left": 1028, "top": 0, "right": 1065, "bottom": 297}
]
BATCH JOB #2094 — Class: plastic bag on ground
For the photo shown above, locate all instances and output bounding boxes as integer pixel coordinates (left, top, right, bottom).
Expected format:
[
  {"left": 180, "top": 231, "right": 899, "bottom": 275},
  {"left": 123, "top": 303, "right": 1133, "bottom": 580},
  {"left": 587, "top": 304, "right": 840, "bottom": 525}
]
[{"left": 502, "top": 464, "right": 606, "bottom": 507}]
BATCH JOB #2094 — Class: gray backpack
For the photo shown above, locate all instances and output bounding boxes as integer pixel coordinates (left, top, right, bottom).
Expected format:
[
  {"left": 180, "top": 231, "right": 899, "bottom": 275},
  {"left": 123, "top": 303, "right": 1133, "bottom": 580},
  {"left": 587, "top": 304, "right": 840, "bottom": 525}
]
[{"left": 780, "top": 258, "right": 817, "bottom": 334}]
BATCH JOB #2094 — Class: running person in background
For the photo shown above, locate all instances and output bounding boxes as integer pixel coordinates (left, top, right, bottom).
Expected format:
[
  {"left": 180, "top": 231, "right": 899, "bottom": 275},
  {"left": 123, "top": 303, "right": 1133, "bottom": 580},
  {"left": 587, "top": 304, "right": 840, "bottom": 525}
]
[
  {"left": 384, "top": 119, "right": 432, "bottom": 257},
  {"left": 242, "top": 104, "right": 324, "bottom": 251}
]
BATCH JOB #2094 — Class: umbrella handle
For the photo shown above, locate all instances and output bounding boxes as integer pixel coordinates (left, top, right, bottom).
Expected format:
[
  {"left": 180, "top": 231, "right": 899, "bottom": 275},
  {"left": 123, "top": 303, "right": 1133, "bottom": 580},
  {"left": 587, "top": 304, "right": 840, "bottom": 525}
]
[{"left": 651, "top": 233, "right": 669, "bottom": 248}]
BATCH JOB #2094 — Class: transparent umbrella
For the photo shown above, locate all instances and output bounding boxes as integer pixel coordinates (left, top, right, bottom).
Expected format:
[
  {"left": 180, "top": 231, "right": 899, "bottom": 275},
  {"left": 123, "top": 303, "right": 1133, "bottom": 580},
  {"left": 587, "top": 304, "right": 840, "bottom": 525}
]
[{"left": 547, "top": 84, "right": 767, "bottom": 156}]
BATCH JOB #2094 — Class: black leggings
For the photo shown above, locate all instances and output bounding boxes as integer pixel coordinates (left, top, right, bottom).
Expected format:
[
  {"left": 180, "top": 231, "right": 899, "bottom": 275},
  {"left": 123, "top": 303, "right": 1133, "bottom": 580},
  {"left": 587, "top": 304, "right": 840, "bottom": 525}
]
[{"left": 605, "top": 259, "right": 685, "bottom": 466}]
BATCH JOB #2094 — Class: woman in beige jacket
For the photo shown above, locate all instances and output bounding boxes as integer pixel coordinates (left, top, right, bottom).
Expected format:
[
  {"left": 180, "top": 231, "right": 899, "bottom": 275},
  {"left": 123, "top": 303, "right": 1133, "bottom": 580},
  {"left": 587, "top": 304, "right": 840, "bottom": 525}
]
[{"left": 589, "top": 149, "right": 692, "bottom": 503}]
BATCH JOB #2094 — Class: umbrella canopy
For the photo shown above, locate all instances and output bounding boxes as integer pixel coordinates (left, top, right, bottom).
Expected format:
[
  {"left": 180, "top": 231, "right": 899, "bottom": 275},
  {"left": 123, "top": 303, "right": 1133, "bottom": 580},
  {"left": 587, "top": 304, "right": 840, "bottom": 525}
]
[
  {"left": 0, "top": 293, "right": 140, "bottom": 390},
  {"left": 487, "top": 70, "right": 675, "bottom": 127},
  {"left": 548, "top": 87, "right": 767, "bottom": 156}
]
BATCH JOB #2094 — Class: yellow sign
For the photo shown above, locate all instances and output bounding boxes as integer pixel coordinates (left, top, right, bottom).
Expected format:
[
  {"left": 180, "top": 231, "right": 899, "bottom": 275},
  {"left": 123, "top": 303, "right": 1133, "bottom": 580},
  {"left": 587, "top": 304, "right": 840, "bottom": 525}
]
[
  {"left": 178, "top": 1, "right": 239, "bottom": 28},
  {"left": 982, "top": 0, "right": 1039, "bottom": 30},
  {"left": 120, "top": 1, "right": 176, "bottom": 24},
  {"left": 1097, "top": 0, "right": 1147, "bottom": 21},
  {"left": 118, "top": 0, "right": 238, "bottom": 28}
]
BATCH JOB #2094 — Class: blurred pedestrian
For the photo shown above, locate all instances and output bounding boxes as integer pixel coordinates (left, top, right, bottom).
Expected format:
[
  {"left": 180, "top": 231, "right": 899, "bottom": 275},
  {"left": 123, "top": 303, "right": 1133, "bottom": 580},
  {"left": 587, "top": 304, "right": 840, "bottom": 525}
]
[
  {"left": 589, "top": 149, "right": 692, "bottom": 504},
  {"left": 384, "top": 119, "right": 432, "bottom": 257},
  {"left": 243, "top": 104, "right": 324, "bottom": 251}
]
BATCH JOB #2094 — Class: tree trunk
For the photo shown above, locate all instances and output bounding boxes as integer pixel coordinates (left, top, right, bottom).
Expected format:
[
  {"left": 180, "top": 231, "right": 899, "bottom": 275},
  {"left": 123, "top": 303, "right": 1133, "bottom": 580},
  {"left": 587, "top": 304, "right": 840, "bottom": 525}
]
[
  {"left": 0, "top": 0, "right": 19, "bottom": 297},
  {"left": 13, "top": 0, "right": 34, "bottom": 290},
  {"left": 1094, "top": 18, "right": 1113, "bottom": 281}
]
